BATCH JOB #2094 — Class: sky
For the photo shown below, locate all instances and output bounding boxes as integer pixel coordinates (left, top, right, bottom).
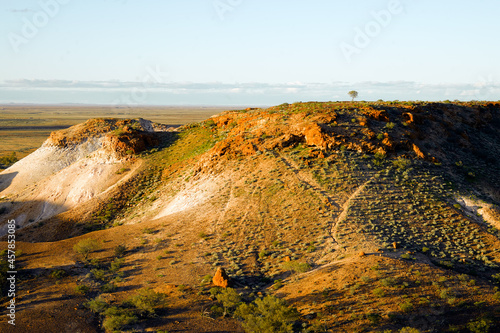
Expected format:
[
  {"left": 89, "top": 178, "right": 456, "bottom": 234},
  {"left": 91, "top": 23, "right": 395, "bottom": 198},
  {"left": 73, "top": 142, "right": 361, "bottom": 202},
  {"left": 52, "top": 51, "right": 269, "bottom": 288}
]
[{"left": 0, "top": 0, "right": 499, "bottom": 106}]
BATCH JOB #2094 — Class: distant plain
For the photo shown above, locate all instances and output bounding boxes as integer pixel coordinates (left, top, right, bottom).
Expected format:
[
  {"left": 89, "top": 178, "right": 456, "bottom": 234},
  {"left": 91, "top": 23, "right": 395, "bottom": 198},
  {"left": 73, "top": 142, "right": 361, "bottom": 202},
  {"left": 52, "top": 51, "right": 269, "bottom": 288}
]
[{"left": 0, "top": 105, "right": 231, "bottom": 159}]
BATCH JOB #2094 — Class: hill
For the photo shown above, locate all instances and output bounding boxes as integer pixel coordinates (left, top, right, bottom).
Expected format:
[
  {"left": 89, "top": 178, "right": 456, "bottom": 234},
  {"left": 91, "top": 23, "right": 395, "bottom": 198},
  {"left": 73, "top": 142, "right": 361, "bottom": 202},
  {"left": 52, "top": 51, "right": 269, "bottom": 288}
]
[{"left": 1, "top": 101, "right": 500, "bottom": 333}]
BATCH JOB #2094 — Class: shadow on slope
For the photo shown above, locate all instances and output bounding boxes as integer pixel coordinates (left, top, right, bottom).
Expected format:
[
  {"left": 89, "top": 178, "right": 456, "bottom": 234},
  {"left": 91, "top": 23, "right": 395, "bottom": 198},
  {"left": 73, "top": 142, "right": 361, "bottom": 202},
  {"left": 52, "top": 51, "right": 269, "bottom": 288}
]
[{"left": 0, "top": 171, "right": 17, "bottom": 193}]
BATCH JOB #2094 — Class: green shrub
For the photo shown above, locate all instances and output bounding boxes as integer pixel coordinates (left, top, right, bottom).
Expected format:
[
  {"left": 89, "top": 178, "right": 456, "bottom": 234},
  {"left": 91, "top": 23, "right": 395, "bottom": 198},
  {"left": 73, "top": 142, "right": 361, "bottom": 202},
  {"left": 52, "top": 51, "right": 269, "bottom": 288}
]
[
  {"left": 200, "top": 274, "right": 212, "bottom": 285},
  {"left": 399, "top": 300, "right": 413, "bottom": 313},
  {"left": 467, "top": 318, "right": 492, "bottom": 333},
  {"left": 142, "top": 227, "right": 155, "bottom": 234},
  {"left": 114, "top": 244, "right": 127, "bottom": 257},
  {"left": 235, "top": 295, "right": 299, "bottom": 333},
  {"left": 110, "top": 258, "right": 125, "bottom": 272},
  {"left": 281, "top": 261, "right": 311, "bottom": 274},
  {"left": 75, "top": 284, "right": 90, "bottom": 295},
  {"left": 205, "top": 119, "right": 216, "bottom": 128},
  {"left": 73, "top": 238, "right": 100, "bottom": 261},
  {"left": 385, "top": 122, "right": 396, "bottom": 130},
  {"left": 215, "top": 287, "right": 242, "bottom": 316},
  {"left": 259, "top": 250, "right": 269, "bottom": 259},
  {"left": 0, "top": 152, "right": 18, "bottom": 168},
  {"left": 127, "top": 288, "right": 166, "bottom": 317},
  {"left": 399, "top": 328, "right": 421, "bottom": 333},
  {"left": 115, "top": 167, "right": 129, "bottom": 175},
  {"left": 101, "top": 282, "right": 117, "bottom": 293},
  {"left": 86, "top": 297, "right": 109, "bottom": 313},
  {"left": 210, "top": 305, "right": 224, "bottom": 317},
  {"left": 102, "top": 307, "right": 137, "bottom": 332},
  {"left": 373, "top": 287, "right": 385, "bottom": 297},
  {"left": 91, "top": 269, "right": 107, "bottom": 282},
  {"left": 49, "top": 269, "right": 67, "bottom": 279},
  {"left": 393, "top": 157, "right": 411, "bottom": 170},
  {"left": 380, "top": 277, "right": 396, "bottom": 287}
]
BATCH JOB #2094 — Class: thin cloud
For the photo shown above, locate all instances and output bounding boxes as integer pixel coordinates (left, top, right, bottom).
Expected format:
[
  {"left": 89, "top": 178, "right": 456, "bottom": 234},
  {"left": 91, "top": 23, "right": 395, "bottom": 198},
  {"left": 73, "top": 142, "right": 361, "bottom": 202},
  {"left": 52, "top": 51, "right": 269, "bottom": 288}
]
[
  {"left": 0, "top": 80, "right": 498, "bottom": 103},
  {"left": 7, "top": 8, "right": 36, "bottom": 13}
]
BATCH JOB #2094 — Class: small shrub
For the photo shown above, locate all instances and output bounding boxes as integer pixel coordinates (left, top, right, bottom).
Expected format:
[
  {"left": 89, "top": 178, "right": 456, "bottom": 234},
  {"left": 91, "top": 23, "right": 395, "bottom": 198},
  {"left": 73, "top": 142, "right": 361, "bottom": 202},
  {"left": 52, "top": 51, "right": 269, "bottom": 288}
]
[
  {"left": 73, "top": 239, "right": 100, "bottom": 261},
  {"left": 200, "top": 274, "right": 212, "bottom": 285},
  {"left": 142, "top": 227, "right": 155, "bottom": 234},
  {"left": 49, "top": 269, "right": 67, "bottom": 279},
  {"left": 216, "top": 287, "right": 242, "bottom": 316},
  {"left": 115, "top": 168, "right": 129, "bottom": 175},
  {"left": 75, "top": 284, "right": 90, "bottom": 295},
  {"left": 235, "top": 295, "right": 299, "bottom": 333},
  {"left": 210, "top": 305, "right": 224, "bottom": 317},
  {"left": 86, "top": 297, "right": 108, "bottom": 313},
  {"left": 127, "top": 288, "right": 166, "bottom": 317},
  {"left": 110, "top": 258, "right": 125, "bottom": 272},
  {"left": 399, "top": 300, "right": 413, "bottom": 313},
  {"left": 281, "top": 261, "right": 311, "bottom": 274},
  {"left": 467, "top": 318, "right": 492, "bottom": 333},
  {"left": 399, "top": 328, "right": 421, "bottom": 333},
  {"left": 259, "top": 250, "right": 269, "bottom": 259},
  {"left": 102, "top": 307, "right": 138, "bottom": 332},
  {"left": 373, "top": 287, "right": 385, "bottom": 297},
  {"left": 205, "top": 119, "right": 216, "bottom": 128},
  {"left": 114, "top": 244, "right": 127, "bottom": 257},
  {"left": 366, "top": 312, "right": 381, "bottom": 324},
  {"left": 91, "top": 269, "right": 107, "bottom": 282},
  {"left": 380, "top": 277, "right": 396, "bottom": 287},
  {"left": 385, "top": 122, "right": 396, "bottom": 130},
  {"left": 101, "top": 282, "right": 117, "bottom": 293}
]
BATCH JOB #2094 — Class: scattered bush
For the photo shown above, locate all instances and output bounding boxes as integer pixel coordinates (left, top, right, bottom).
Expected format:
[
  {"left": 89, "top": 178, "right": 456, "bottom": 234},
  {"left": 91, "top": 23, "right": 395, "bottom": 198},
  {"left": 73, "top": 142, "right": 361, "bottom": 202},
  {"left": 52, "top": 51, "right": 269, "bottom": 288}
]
[
  {"left": 75, "top": 284, "right": 90, "bottom": 295},
  {"left": 0, "top": 152, "right": 18, "bottom": 168},
  {"left": 86, "top": 297, "right": 109, "bottom": 313},
  {"left": 114, "top": 244, "right": 127, "bottom": 257},
  {"left": 467, "top": 318, "right": 492, "bottom": 333},
  {"left": 102, "top": 306, "right": 138, "bottom": 332},
  {"left": 49, "top": 269, "right": 67, "bottom": 279},
  {"left": 215, "top": 287, "right": 242, "bottom": 316},
  {"left": 373, "top": 288, "right": 385, "bottom": 297},
  {"left": 399, "top": 328, "right": 421, "bottom": 333},
  {"left": 399, "top": 300, "right": 414, "bottom": 313},
  {"left": 235, "top": 295, "right": 299, "bottom": 333},
  {"left": 142, "top": 227, "right": 155, "bottom": 234},
  {"left": 101, "top": 282, "right": 117, "bottom": 293},
  {"left": 110, "top": 258, "right": 125, "bottom": 272},
  {"left": 281, "top": 261, "right": 311, "bottom": 274},
  {"left": 115, "top": 167, "right": 129, "bottom": 175},
  {"left": 200, "top": 274, "right": 212, "bottom": 285},
  {"left": 127, "top": 288, "right": 166, "bottom": 317},
  {"left": 73, "top": 239, "right": 100, "bottom": 261}
]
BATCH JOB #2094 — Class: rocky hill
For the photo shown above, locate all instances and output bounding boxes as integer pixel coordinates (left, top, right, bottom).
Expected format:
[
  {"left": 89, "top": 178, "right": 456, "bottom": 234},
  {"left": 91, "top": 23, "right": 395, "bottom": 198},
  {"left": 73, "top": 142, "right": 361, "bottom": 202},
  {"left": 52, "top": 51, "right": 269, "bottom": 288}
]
[{"left": 1, "top": 102, "right": 500, "bottom": 333}]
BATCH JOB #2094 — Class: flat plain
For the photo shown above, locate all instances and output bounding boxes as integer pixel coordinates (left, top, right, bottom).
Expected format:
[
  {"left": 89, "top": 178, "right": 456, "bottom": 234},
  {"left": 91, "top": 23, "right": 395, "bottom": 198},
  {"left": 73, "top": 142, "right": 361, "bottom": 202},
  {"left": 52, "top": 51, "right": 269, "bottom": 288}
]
[{"left": 0, "top": 105, "right": 230, "bottom": 160}]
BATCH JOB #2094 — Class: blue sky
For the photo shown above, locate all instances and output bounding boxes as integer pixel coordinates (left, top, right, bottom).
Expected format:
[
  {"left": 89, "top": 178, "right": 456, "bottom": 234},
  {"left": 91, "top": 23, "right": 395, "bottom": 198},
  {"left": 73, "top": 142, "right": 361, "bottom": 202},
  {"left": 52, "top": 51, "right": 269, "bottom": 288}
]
[{"left": 1, "top": 0, "right": 499, "bottom": 105}]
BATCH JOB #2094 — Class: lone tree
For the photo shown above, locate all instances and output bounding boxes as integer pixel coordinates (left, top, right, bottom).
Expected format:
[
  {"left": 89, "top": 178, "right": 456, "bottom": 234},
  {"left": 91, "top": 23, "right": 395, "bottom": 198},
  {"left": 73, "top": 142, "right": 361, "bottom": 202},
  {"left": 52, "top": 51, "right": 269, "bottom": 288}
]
[
  {"left": 348, "top": 90, "right": 359, "bottom": 102},
  {"left": 73, "top": 238, "right": 100, "bottom": 262}
]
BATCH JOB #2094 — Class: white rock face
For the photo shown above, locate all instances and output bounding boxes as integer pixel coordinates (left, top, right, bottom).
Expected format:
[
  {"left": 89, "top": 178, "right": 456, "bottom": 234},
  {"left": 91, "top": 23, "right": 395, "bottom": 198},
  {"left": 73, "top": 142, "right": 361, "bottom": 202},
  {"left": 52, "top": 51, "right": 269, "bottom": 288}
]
[{"left": 0, "top": 136, "right": 130, "bottom": 235}]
